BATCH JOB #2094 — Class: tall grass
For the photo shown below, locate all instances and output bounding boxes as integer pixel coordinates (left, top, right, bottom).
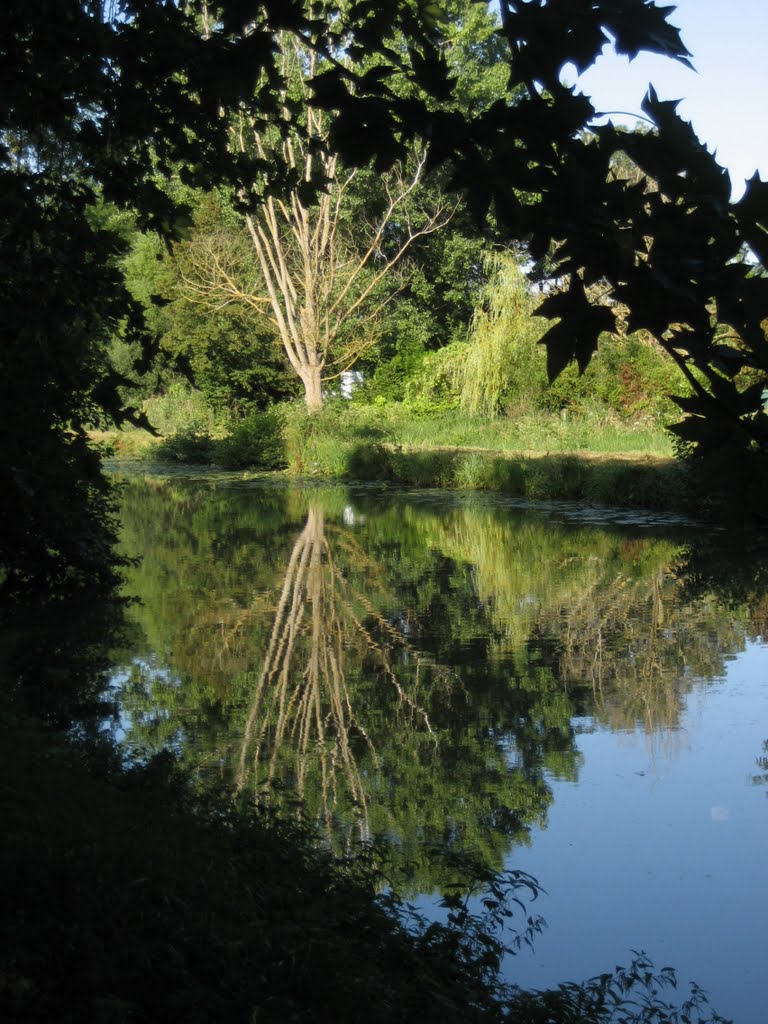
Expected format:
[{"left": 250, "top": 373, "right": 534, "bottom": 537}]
[
  {"left": 332, "top": 402, "right": 674, "bottom": 457},
  {"left": 94, "top": 383, "right": 225, "bottom": 461},
  {"left": 143, "top": 380, "right": 225, "bottom": 437},
  {"left": 281, "top": 402, "right": 690, "bottom": 512},
  {"left": 394, "top": 408, "right": 672, "bottom": 455}
]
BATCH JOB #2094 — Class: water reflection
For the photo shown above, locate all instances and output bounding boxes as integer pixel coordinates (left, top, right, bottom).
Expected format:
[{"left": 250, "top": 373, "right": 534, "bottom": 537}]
[
  {"left": 234, "top": 503, "right": 441, "bottom": 840},
  {"left": 753, "top": 740, "right": 768, "bottom": 790},
  {"left": 114, "top": 478, "right": 755, "bottom": 890}
]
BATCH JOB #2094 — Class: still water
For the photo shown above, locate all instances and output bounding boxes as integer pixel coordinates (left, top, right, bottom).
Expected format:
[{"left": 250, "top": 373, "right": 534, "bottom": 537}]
[{"left": 111, "top": 473, "right": 767, "bottom": 1022}]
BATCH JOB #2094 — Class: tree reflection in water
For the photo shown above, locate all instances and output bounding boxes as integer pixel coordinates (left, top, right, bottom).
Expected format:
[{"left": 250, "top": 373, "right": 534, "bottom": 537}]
[
  {"left": 113, "top": 478, "right": 760, "bottom": 891},
  {"left": 753, "top": 740, "right": 768, "bottom": 790},
  {"left": 235, "top": 503, "right": 439, "bottom": 845}
]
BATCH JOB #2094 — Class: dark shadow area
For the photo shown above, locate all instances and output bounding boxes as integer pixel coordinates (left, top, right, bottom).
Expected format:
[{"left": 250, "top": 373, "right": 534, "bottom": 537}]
[
  {"left": 2, "top": 711, "right": 524, "bottom": 1023},
  {"left": 2, "top": 593, "right": 538, "bottom": 1022}
]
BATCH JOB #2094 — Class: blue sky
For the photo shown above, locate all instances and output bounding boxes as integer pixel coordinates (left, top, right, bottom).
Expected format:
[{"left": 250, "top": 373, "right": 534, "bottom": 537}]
[{"left": 562, "top": 0, "right": 767, "bottom": 197}]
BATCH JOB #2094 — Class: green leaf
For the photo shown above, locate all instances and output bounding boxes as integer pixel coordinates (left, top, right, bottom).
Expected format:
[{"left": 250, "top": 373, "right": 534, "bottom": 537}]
[{"left": 536, "top": 280, "right": 616, "bottom": 379}]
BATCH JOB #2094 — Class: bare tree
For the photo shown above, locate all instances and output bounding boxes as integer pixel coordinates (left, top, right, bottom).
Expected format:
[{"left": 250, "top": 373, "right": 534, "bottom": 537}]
[{"left": 183, "top": 29, "right": 456, "bottom": 412}]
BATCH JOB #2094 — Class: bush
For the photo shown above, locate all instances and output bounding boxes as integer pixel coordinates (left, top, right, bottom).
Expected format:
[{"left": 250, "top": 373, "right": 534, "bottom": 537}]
[
  {"left": 143, "top": 381, "right": 221, "bottom": 437},
  {"left": 401, "top": 344, "right": 463, "bottom": 415},
  {"left": 283, "top": 403, "right": 355, "bottom": 477},
  {"left": 547, "top": 334, "right": 688, "bottom": 423},
  {"left": 152, "top": 427, "right": 215, "bottom": 464},
  {"left": 346, "top": 442, "right": 395, "bottom": 481},
  {"left": 216, "top": 408, "right": 287, "bottom": 470}
]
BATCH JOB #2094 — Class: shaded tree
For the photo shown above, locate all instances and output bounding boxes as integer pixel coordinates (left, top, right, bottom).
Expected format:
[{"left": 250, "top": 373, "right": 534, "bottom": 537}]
[
  {"left": 122, "top": 194, "right": 303, "bottom": 414},
  {"left": 0, "top": 0, "right": 233, "bottom": 600}
]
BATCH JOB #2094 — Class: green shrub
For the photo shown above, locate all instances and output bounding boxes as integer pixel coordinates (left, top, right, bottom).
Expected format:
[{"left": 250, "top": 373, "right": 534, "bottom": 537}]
[
  {"left": 402, "top": 344, "right": 464, "bottom": 415},
  {"left": 283, "top": 403, "right": 355, "bottom": 477},
  {"left": 454, "top": 452, "right": 493, "bottom": 490},
  {"left": 345, "top": 442, "right": 395, "bottom": 481},
  {"left": 547, "top": 334, "right": 688, "bottom": 423},
  {"left": 398, "top": 249, "right": 687, "bottom": 426},
  {"left": 152, "top": 427, "right": 215, "bottom": 464},
  {"left": 216, "top": 408, "right": 287, "bottom": 470},
  {"left": 142, "top": 381, "right": 221, "bottom": 437}
]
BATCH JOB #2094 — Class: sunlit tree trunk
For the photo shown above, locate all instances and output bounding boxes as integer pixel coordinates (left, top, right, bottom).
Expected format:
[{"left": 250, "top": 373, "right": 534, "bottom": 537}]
[{"left": 299, "top": 362, "right": 324, "bottom": 415}]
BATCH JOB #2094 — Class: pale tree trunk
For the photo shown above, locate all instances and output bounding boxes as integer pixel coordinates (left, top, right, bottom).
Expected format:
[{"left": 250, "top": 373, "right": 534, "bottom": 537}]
[{"left": 300, "top": 363, "right": 324, "bottom": 414}]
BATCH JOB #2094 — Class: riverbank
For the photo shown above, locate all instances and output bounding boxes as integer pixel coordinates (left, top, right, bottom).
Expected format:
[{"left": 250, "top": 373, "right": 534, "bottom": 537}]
[
  {"left": 92, "top": 398, "right": 768, "bottom": 520},
  {"left": 91, "top": 402, "right": 706, "bottom": 516},
  {"left": 299, "top": 441, "right": 691, "bottom": 512}
]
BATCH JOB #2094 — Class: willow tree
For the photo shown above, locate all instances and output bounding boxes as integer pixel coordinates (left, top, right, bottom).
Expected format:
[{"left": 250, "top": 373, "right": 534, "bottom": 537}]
[
  {"left": 452, "top": 253, "right": 545, "bottom": 417},
  {"left": 183, "top": 22, "right": 455, "bottom": 412}
]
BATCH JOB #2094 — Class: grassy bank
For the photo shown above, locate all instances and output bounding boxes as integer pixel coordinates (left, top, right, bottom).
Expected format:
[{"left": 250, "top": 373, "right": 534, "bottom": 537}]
[
  {"left": 283, "top": 404, "right": 700, "bottom": 515},
  {"left": 100, "top": 393, "right": 768, "bottom": 521},
  {"left": 94, "top": 401, "right": 695, "bottom": 514},
  {"left": 329, "top": 404, "right": 674, "bottom": 456},
  {"left": 93, "top": 402, "right": 673, "bottom": 458},
  {"left": 285, "top": 405, "right": 688, "bottom": 512}
]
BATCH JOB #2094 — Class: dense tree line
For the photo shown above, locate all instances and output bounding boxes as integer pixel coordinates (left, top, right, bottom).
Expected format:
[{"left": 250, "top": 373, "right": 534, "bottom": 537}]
[{"left": 3, "top": 0, "right": 766, "bottom": 596}]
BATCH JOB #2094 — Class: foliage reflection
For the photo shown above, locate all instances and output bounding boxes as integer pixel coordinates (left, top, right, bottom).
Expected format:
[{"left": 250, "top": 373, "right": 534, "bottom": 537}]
[{"left": 114, "top": 478, "right": 755, "bottom": 890}]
